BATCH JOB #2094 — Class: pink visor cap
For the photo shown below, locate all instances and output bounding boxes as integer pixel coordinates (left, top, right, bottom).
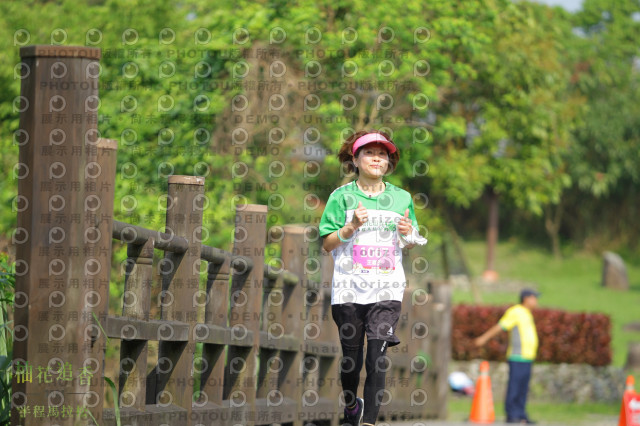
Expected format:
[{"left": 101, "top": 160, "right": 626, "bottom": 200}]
[{"left": 352, "top": 133, "right": 397, "bottom": 155}]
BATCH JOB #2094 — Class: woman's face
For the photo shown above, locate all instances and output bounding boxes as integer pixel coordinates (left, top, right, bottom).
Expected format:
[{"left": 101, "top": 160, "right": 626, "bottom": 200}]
[{"left": 353, "top": 142, "right": 390, "bottom": 178}]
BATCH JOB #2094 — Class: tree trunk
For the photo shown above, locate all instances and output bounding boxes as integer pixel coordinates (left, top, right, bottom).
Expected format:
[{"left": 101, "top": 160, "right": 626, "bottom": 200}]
[
  {"left": 447, "top": 222, "right": 482, "bottom": 303},
  {"left": 544, "top": 200, "right": 563, "bottom": 260},
  {"left": 483, "top": 188, "right": 499, "bottom": 282},
  {"left": 441, "top": 239, "right": 450, "bottom": 279}
]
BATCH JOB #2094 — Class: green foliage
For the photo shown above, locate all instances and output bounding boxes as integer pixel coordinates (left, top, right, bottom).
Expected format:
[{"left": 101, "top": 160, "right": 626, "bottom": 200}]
[
  {"left": 569, "top": 0, "right": 640, "bottom": 198},
  {"left": 0, "top": 253, "right": 14, "bottom": 425},
  {"left": 103, "top": 377, "right": 121, "bottom": 426},
  {"left": 454, "top": 2, "right": 578, "bottom": 216},
  {"left": 0, "top": 0, "right": 638, "bottom": 257},
  {"left": 0, "top": 254, "right": 14, "bottom": 307}
]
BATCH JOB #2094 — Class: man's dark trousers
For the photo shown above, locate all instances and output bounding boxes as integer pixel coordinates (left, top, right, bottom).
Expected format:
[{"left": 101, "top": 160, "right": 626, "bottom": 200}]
[{"left": 505, "top": 360, "right": 532, "bottom": 421}]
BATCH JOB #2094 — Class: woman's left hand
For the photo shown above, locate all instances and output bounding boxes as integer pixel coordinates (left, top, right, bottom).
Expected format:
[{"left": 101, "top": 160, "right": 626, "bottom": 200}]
[{"left": 397, "top": 209, "right": 412, "bottom": 236}]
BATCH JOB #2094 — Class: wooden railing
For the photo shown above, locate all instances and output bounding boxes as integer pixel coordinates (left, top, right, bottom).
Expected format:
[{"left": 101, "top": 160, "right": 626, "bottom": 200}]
[{"left": 11, "top": 45, "right": 450, "bottom": 426}]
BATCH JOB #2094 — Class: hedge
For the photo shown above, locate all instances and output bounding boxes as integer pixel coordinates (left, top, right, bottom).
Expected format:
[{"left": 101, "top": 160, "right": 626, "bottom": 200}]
[{"left": 452, "top": 304, "right": 612, "bottom": 366}]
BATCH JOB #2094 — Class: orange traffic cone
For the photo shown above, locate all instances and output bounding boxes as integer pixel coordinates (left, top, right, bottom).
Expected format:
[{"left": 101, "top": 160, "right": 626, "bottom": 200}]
[
  {"left": 470, "top": 361, "right": 495, "bottom": 424},
  {"left": 618, "top": 375, "right": 640, "bottom": 426}
]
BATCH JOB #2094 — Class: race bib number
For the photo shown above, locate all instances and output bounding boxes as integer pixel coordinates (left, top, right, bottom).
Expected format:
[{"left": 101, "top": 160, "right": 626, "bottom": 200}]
[{"left": 352, "top": 244, "right": 395, "bottom": 272}]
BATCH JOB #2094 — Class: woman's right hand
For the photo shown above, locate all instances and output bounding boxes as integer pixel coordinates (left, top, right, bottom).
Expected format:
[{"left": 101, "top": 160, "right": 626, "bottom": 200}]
[{"left": 351, "top": 201, "right": 368, "bottom": 229}]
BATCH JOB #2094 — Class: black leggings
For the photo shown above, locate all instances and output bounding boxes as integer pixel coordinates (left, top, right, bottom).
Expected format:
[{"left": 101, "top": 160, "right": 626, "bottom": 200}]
[{"left": 340, "top": 339, "right": 389, "bottom": 424}]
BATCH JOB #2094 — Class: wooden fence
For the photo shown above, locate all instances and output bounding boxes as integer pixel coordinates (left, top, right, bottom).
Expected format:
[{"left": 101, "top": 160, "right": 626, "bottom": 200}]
[{"left": 10, "top": 45, "right": 451, "bottom": 426}]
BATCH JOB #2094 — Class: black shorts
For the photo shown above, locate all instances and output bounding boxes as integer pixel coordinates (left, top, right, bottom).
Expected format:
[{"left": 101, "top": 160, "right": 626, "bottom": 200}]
[{"left": 331, "top": 300, "right": 402, "bottom": 348}]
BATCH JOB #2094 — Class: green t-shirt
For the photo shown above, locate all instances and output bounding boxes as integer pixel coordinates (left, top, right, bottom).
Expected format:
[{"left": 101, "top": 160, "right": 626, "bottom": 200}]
[{"left": 319, "top": 180, "right": 419, "bottom": 305}]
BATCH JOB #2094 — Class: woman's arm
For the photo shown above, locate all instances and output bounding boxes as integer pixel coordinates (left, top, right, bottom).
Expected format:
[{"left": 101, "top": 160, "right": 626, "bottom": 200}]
[
  {"left": 322, "top": 223, "right": 357, "bottom": 252},
  {"left": 322, "top": 201, "right": 367, "bottom": 252}
]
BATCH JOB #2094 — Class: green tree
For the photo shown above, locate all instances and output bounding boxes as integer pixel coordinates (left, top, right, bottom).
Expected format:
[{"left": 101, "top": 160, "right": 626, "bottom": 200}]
[
  {"left": 524, "top": 0, "right": 640, "bottom": 252},
  {"left": 566, "top": 0, "right": 640, "bottom": 247},
  {"left": 431, "top": 2, "right": 580, "bottom": 262}
]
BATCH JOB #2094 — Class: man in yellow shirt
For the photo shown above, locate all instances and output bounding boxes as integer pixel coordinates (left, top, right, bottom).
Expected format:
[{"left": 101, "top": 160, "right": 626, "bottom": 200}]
[{"left": 475, "top": 289, "right": 540, "bottom": 424}]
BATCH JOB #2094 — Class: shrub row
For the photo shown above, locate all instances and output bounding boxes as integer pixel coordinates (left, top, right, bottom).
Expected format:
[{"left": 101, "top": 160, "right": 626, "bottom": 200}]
[{"left": 452, "top": 304, "right": 612, "bottom": 366}]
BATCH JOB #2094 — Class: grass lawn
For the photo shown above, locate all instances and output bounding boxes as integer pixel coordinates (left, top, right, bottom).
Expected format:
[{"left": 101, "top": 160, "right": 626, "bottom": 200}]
[
  {"left": 453, "top": 239, "right": 640, "bottom": 367},
  {"left": 448, "top": 396, "right": 619, "bottom": 424}
]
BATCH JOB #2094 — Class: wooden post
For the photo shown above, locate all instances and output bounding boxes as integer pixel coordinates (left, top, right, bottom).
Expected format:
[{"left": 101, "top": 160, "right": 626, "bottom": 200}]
[
  {"left": 13, "top": 45, "right": 102, "bottom": 426},
  {"left": 424, "top": 280, "right": 451, "bottom": 419},
  {"left": 406, "top": 288, "right": 427, "bottom": 419},
  {"left": 154, "top": 176, "right": 204, "bottom": 420},
  {"left": 118, "top": 238, "right": 154, "bottom": 411},
  {"left": 300, "top": 238, "right": 322, "bottom": 425},
  {"left": 279, "top": 225, "right": 307, "bottom": 426},
  {"left": 378, "top": 287, "right": 405, "bottom": 421},
  {"left": 319, "top": 252, "right": 340, "bottom": 426},
  {"left": 198, "top": 253, "right": 231, "bottom": 407},
  {"left": 88, "top": 138, "right": 118, "bottom": 422},
  {"left": 397, "top": 290, "right": 417, "bottom": 419},
  {"left": 318, "top": 252, "right": 336, "bottom": 344},
  {"left": 256, "top": 273, "right": 278, "bottom": 396},
  {"left": 227, "top": 204, "right": 267, "bottom": 424},
  {"left": 255, "top": 271, "right": 282, "bottom": 424}
]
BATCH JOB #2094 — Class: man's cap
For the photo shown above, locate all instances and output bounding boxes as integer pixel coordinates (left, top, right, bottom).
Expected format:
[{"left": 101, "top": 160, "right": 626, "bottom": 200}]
[{"left": 520, "top": 288, "right": 540, "bottom": 300}]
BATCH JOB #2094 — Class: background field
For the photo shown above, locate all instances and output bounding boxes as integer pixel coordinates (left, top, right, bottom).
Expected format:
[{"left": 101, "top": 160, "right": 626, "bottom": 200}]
[{"left": 444, "top": 238, "right": 640, "bottom": 421}]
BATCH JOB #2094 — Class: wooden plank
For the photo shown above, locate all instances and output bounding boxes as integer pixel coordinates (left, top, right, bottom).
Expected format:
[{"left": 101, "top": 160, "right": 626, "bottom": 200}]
[
  {"left": 112, "top": 220, "right": 188, "bottom": 253},
  {"left": 253, "top": 397, "right": 297, "bottom": 424},
  {"left": 103, "top": 406, "right": 153, "bottom": 426},
  {"left": 300, "top": 340, "right": 340, "bottom": 356},
  {"left": 103, "top": 316, "right": 190, "bottom": 342},
  {"left": 298, "top": 397, "right": 338, "bottom": 424},
  {"left": 191, "top": 401, "right": 244, "bottom": 426},
  {"left": 258, "top": 331, "right": 299, "bottom": 352},
  {"left": 193, "top": 323, "right": 230, "bottom": 345},
  {"left": 104, "top": 403, "right": 194, "bottom": 425}
]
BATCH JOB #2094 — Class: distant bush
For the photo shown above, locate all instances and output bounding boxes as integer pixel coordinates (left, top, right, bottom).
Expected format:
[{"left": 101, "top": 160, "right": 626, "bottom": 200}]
[{"left": 452, "top": 304, "right": 612, "bottom": 366}]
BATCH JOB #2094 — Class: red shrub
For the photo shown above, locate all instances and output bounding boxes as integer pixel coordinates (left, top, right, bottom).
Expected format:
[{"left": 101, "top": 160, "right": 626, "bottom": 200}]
[{"left": 452, "top": 305, "right": 612, "bottom": 366}]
